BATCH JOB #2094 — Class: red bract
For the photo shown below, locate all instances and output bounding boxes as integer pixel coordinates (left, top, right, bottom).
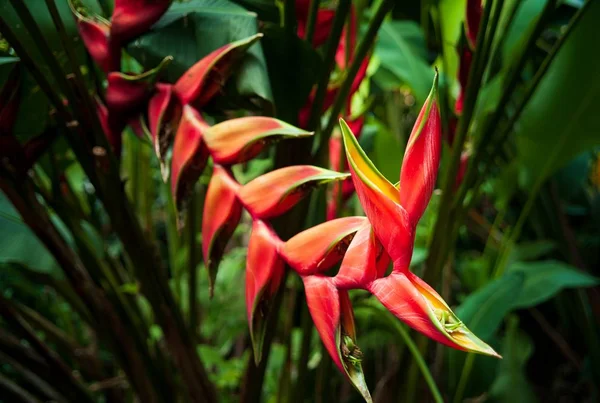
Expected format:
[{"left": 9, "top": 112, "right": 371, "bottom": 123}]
[
  {"left": 96, "top": 98, "right": 125, "bottom": 156},
  {"left": 202, "top": 165, "right": 242, "bottom": 295},
  {"left": 281, "top": 216, "right": 366, "bottom": 276},
  {"left": 295, "top": 0, "right": 335, "bottom": 47},
  {"left": 148, "top": 83, "right": 179, "bottom": 177},
  {"left": 399, "top": 72, "right": 441, "bottom": 227},
  {"left": 337, "top": 73, "right": 499, "bottom": 358},
  {"left": 73, "top": 14, "right": 115, "bottom": 73},
  {"left": 303, "top": 275, "right": 371, "bottom": 402},
  {"left": 106, "top": 57, "right": 171, "bottom": 117},
  {"left": 245, "top": 220, "right": 284, "bottom": 363},
  {"left": 368, "top": 271, "right": 499, "bottom": 356},
  {"left": 111, "top": 0, "right": 172, "bottom": 44},
  {"left": 170, "top": 105, "right": 210, "bottom": 212},
  {"left": 238, "top": 165, "right": 349, "bottom": 220},
  {"left": 335, "top": 5, "right": 357, "bottom": 69},
  {"left": 174, "top": 34, "right": 262, "bottom": 108},
  {"left": 203, "top": 117, "right": 313, "bottom": 165}
]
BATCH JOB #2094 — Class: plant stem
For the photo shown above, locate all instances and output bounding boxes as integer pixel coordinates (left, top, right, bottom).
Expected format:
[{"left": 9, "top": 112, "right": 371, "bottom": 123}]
[
  {"left": 306, "top": 0, "right": 352, "bottom": 131},
  {"left": 452, "top": 353, "right": 475, "bottom": 403},
  {"left": 292, "top": 303, "right": 314, "bottom": 403},
  {"left": 319, "top": 0, "right": 394, "bottom": 154},
  {"left": 305, "top": 0, "right": 321, "bottom": 44}
]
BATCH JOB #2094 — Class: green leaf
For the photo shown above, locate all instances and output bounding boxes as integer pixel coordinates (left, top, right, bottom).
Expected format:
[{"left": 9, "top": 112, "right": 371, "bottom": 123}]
[
  {"left": 0, "top": 193, "right": 58, "bottom": 274},
  {"left": 435, "top": 0, "right": 466, "bottom": 92},
  {"left": 456, "top": 272, "right": 525, "bottom": 341},
  {"left": 509, "top": 260, "right": 599, "bottom": 309},
  {"left": 490, "top": 316, "right": 537, "bottom": 403},
  {"left": 128, "top": 0, "right": 272, "bottom": 105},
  {"left": 260, "top": 24, "right": 321, "bottom": 122},
  {"left": 374, "top": 20, "right": 434, "bottom": 106},
  {"left": 515, "top": 1, "right": 600, "bottom": 186}
]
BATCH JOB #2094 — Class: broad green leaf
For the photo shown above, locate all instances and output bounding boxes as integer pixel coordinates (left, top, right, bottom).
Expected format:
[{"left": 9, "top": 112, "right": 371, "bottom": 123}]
[
  {"left": 128, "top": 0, "right": 272, "bottom": 105},
  {"left": 509, "top": 240, "right": 556, "bottom": 262},
  {"left": 490, "top": 316, "right": 537, "bottom": 403},
  {"left": 374, "top": 21, "right": 433, "bottom": 106},
  {"left": 435, "top": 0, "right": 466, "bottom": 93},
  {"left": 260, "top": 24, "right": 321, "bottom": 122},
  {"left": 509, "top": 260, "right": 599, "bottom": 309},
  {"left": 502, "top": 0, "right": 546, "bottom": 63},
  {"left": 455, "top": 272, "right": 525, "bottom": 340},
  {"left": 515, "top": 1, "right": 600, "bottom": 186},
  {"left": 0, "top": 193, "right": 58, "bottom": 274}
]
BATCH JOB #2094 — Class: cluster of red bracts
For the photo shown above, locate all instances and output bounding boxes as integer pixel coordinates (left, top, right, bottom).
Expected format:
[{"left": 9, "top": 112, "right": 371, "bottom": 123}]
[{"left": 73, "top": 1, "right": 498, "bottom": 401}]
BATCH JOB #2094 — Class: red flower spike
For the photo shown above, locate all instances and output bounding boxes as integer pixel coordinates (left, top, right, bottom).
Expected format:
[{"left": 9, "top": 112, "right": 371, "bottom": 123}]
[
  {"left": 106, "top": 57, "right": 172, "bottom": 117},
  {"left": 333, "top": 222, "right": 390, "bottom": 289},
  {"left": 203, "top": 117, "right": 313, "bottom": 165},
  {"left": 340, "top": 119, "right": 414, "bottom": 270},
  {"left": 70, "top": 3, "right": 116, "bottom": 73},
  {"left": 368, "top": 271, "right": 499, "bottom": 357},
  {"left": 148, "top": 83, "right": 180, "bottom": 178},
  {"left": 399, "top": 71, "right": 441, "bottom": 227},
  {"left": 96, "top": 98, "right": 125, "bottom": 156},
  {"left": 202, "top": 165, "right": 242, "bottom": 296},
  {"left": 246, "top": 220, "right": 284, "bottom": 364},
  {"left": 239, "top": 166, "right": 349, "bottom": 220},
  {"left": 174, "top": 34, "right": 263, "bottom": 107},
  {"left": 465, "top": 0, "right": 483, "bottom": 49},
  {"left": 170, "top": 105, "right": 210, "bottom": 213},
  {"left": 281, "top": 216, "right": 367, "bottom": 276},
  {"left": 111, "top": 0, "right": 172, "bottom": 44},
  {"left": 303, "top": 275, "right": 372, "bottom": 402}
]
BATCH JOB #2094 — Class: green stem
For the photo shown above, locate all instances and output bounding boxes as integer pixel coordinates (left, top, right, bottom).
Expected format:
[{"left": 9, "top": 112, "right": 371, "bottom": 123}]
[
  {"left": 424, "top": 0, "right": 500, "bottom": 284},
  {"left": 305, "top": 0, "right": 321, "bottom": 44},
  {"left": 319, "top": 0, "right": 394, "bottom": 155},
  {"left": 291, "top": 303, "right": 314, "bottom": 403},
  {"left": 306, "top": 0, "right": 352, "bottom": 131},
  {"left": 452, "top": 353, "right": 475, "bottom": 403}
]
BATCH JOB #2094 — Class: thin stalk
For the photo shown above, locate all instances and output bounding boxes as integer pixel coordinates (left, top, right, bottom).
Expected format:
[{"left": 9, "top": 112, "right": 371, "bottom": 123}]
[
  {"left": 424, "top": 0, "right": 498, "bottom": 284},
  {"left": 0, "top": 373, "right": 42, "bottom": 403},
  {"left": 391, "top": 321, "right": 443, "bottom": 403},
  {"left": 291, "top": 303, "right": 314, "bottom": 403},
  {"left": 306, "top": 0, "right": 352, "bottom": 131},
  {"left": 319, "top": 0, "right": 394, "bottom": 153},
  {"left": 452, "top": 353, "right": 475, "bottom": 403},
  {"left": 305, "top": 0, "right": 321, "bottom": 44}
]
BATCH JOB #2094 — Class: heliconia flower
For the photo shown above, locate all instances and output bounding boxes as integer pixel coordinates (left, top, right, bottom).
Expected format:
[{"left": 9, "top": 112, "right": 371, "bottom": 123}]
[
  {"left": 245, "top": 220, "right": 284, "bottom": 364},
  {"left": 398, "top": 71, "right": 441, "bottom": 227},
  {"left": 96, "top": 97, "right": 125, "bottom": 156},
  {"left": 368, "top": 271, "right": 499, "bottom": 357},
  {"left": 281, "top": 216, "right": 367, "bottom": 276},
  {"left": 203, "top": 117, "right": 313, "bottom": 165},
  {"left": 340, "top": 118, "right": 414, "bottom": 269},
  {"left": 238, "top": 166, "right": 349, "bottom": 220},
  {"left": 333, "top": 222, "right": 390, "bottom": 289},
  {"left": 105, "top": 57, "right": 172, "bottom": 117},
  {"left": 303, "top": 275, "right": 371, "bottom": 402},
  {"left": 69, "top": 4, "right": 117, "bottom": 73},
  {"left": 148, "top": 83, "right": 180, "bottom": 177},
  {"left": 173, "top": 34, "right": 263, "bottom": 108},
  {"left": 202, "top": 165, "right": 242, "bottom": 295},
  {"left": 297, "top": 9, "right": 336, "bottom": 48},
  {"left": 465, "top": 0, "right": 483, "bottom": 49},
  {"left": 170, "top": 105, "right": 210, "bottom": 213},
  {"left": 110, "top": 0, "right": 172, "bottom": 44}
]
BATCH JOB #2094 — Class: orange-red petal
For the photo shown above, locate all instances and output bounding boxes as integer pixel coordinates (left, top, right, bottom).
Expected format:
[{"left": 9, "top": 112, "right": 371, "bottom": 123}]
[
  {"left": 174, "top": 34, "right": 262, "bottom": 107},
  {"left": 202, "top": 165, "right": 242, "bottom": 295},
  {"left": 203, "top": 117, "right": 313, "bottom": 165},
  {"left": 281, "top": 216, "right": 367, "bottom": 276},
  {"left": 170, "top": 105, "right": 210, "bottom": 212},
  {"left": 239, "top": 166, "right": 349, "bottom": 220},
  {"left": 246, "top": 220, "right": 284, "bottom": 363}
]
